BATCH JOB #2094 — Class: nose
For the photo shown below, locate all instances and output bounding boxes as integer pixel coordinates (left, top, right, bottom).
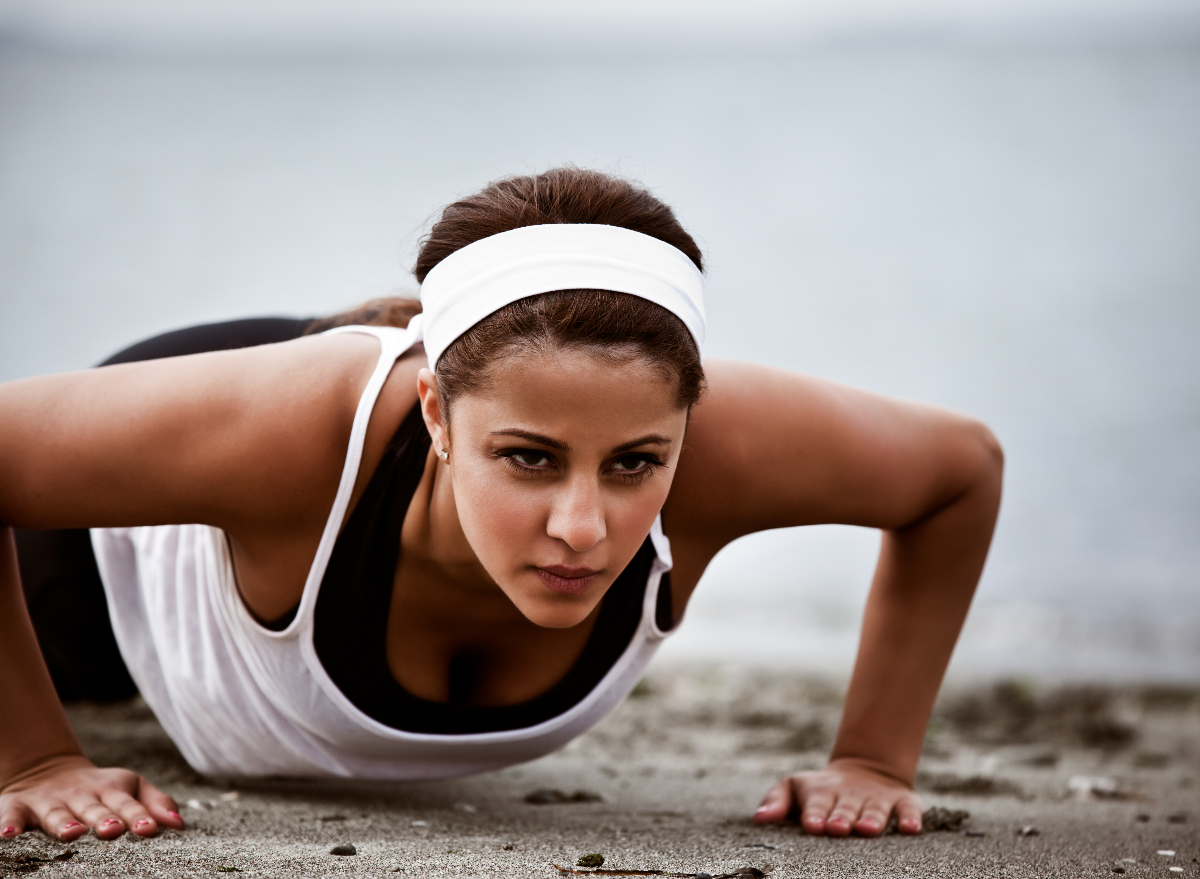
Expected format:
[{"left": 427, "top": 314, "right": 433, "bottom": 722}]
[{"left": 546, "top": 475, "right": 606, "bottom": 553}]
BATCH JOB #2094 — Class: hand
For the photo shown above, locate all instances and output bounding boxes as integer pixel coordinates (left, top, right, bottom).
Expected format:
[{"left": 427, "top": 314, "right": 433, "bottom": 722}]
[
  {"left": 753, "top": 757, "right": 924, "bottom": 837},
  {"left": 0, "top": 755, "right": 184, "bottom": 841}
]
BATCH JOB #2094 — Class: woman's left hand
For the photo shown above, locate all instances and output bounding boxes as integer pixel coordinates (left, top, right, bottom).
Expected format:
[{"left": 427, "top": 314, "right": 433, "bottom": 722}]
[{"left": 752, "top": 758, "right": 924, "bottom": 837}]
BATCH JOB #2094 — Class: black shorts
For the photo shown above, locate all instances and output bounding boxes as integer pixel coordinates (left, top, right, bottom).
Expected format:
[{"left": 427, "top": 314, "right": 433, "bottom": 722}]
[{"left": 16, "top": 317, "right": 313, "bottom": 702}]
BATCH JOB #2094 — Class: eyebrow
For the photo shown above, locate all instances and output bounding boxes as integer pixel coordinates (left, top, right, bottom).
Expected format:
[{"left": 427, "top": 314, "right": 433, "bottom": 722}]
[{"left": 489, "top": 429, "right": 673, "bottom": 454}]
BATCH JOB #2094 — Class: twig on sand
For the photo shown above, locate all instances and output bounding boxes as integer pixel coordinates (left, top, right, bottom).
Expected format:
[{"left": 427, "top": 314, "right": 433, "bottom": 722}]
[
  {"left": 552, "top": 864, "right": 772, "bottom": 878},
  {"left": 553, "top": 867, "right": 666, "bottom": 876}
]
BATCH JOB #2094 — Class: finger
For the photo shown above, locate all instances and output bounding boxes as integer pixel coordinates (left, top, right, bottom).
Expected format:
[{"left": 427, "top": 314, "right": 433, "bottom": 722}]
[
  {"left": 753, "top": 778, "right": 794, "bottom": 824},
  {"left": 894, "top": 792, "right": 924, "bottom": 835},
  {"left": 852, "top": 798, "right": 893, "bottom": 837},
  {"left": 136, "top": 778, "right": 184, "bottom": 830},
  {"left": 1, "top": 802, "right": 30, "bottom": 838},
  {"left": 103, "top": 790, "right": 156, "bottom": 838},
  {"left": 799, "top": 787, "right": 836, "bottom": 836},
  {"left": 825, "top": 792, "right": 865, "bottom": 838},
  {"left": 74, "top": 800, "right": 127, "bottom": 840},
  {"left": 34, "top": 802, "right": 88, "bottom": 841}
]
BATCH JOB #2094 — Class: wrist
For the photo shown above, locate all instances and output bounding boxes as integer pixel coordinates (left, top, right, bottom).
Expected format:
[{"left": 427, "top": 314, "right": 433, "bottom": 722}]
[
  {"left": 1, "top": 751, "right": 90, "bottom": 794},
  {"left": 825, "top": 753, "right": 915, "bottom": 789}
]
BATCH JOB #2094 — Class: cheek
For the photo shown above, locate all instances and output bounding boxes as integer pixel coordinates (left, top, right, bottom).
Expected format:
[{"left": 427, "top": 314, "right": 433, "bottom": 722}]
[
  {"left": 452, "top": 469, "right": 544, "bottom": 561},
  {"left": 607, "top": 485, "right": 670, "bottom": 544}
]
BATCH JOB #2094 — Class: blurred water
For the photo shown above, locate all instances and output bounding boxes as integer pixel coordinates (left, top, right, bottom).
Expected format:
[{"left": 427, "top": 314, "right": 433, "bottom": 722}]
[{"left": 1, "top": 29, "right": 1198, "bottom": 680}]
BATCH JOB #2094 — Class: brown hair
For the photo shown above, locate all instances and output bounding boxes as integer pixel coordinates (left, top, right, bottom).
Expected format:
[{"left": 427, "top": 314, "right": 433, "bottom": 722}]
[{"left": 313, "top": 167, "right": 705, "bottom": 412}]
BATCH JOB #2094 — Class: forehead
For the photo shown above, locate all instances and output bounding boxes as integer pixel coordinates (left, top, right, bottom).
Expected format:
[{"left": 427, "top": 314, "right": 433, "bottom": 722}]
[{"left": 451, "top": 348, "right": 685, "bottom": 438}]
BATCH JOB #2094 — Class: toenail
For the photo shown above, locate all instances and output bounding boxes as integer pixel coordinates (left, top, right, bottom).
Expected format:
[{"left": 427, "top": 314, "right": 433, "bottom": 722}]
[
  {"left": 168, "top": 811, "right": 181, "bottom": 821},
  {"left": 135, "top": 819, "right": 152, "bottom": 827},
  {"left": 2, "top": 826, "right": 15, "bottom": 835},
  {"left": 103, "top": 818, "right": 121, "bottom": 826},
  {"left": 63, "top": 822, "right": 82, "bottom": 830}
]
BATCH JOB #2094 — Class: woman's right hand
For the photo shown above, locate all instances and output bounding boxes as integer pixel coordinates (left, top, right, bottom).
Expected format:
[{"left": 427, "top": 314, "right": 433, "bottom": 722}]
[{"left": 0, "top": 755, "right": 183, "bottom": 841}]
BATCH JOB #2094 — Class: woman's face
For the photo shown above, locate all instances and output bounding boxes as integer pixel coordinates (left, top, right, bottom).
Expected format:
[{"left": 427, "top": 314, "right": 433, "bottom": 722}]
[{"left": 420, "top": 347, "right": 688, "bottom": 629}]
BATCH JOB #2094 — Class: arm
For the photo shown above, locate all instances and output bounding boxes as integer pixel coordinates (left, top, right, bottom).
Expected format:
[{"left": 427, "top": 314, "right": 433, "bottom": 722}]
[
  {"left": 0, "top": 526, "right": 181, "bottom": 841},
  {"left": 665, "top": 360, "right": 1003, "bottom": 836},
  {"left": 0, "top": 333, "right": 384, "bottom": 840}
]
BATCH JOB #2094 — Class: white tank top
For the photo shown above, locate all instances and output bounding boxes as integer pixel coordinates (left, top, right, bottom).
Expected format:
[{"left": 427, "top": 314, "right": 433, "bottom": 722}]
[{"left": 91, "top": 325, "right": 676, "bottom": 780}]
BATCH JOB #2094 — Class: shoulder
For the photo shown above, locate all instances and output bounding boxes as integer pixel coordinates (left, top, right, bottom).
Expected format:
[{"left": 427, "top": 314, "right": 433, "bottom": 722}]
[
  {"left": 663, "top": 358, "right": 1000, "bottom": 572},
  {"left": 0, "top": 330, "right": 421, "bottom": 531}
]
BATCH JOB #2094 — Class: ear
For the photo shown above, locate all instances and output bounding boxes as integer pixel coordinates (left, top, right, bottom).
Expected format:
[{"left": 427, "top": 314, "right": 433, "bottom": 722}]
[{"left": 417, "top": 368, "right": 450, "bottom": 459}]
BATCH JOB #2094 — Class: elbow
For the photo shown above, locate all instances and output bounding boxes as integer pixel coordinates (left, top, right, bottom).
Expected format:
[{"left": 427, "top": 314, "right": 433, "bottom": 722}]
[
  {"left": 962, "top": 418, "right": 1004, "bottom": 500},
  {"left": 972, "top": 418, "right": 1004, "bottom": 472}
]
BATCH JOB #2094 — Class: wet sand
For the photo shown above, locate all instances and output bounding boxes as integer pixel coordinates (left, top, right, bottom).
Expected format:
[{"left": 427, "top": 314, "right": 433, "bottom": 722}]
[{"left": 2, "top": 669, "right": 1196, "bottom": 877}]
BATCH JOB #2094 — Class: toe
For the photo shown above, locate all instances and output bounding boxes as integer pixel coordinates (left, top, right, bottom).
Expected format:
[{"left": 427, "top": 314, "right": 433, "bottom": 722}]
[
  {"left": 895, "top": 793, "right": 924, "bottom": 835},
  {"left": 753, "top": 779, "right": 793, "bottom": 824},
  {"left": 853, "top": 802, "right": 891, "bottom": 837}
]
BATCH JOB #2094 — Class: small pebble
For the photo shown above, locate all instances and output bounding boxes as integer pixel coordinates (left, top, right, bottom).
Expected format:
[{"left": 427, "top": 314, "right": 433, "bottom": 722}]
[
  {"left": 1169, "top": 868, "right": 1183, "bottom": 874},
  {"left": 1017, "top": 826, "right": 1039, "bottom": 837},
  {"left": 185, "top": 799, "right": 206, "bottom": 811},
  {"left": 220, "top": 791, "right": 239, "bottom": 802},
  {"left": 577, "top": 853, "right": 605, "bottom": 868},
  {"left": 1159, "top": 850, "right": 1177, "bottom": 857},
  {"left": 1112, "top": 868, "right": 1125, "bottom": 874},
  {"left": 1167, "top": 812, "right": 1188, "bottom": 824},
  {"left": 1068, "top": 775, "right": 1120, "bottom": 800},
  {"left": 329, "top": 844, "right": 356, "bottom": 856},
  {"left": 502, "top": 844, "right": 515, "bottom": 851}
]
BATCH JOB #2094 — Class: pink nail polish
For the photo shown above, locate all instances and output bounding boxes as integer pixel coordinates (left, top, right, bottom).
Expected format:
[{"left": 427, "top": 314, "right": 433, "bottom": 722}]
[
  {"left": 2, "top": 826, "right": 16, "bottom": 835},
  {"left": 168, "top": 811, "right": 181, "bottom": 821},
  {"left": 135, "top": 819, "right": 152, "bottom": 828},
  {"left": 102, "top": 818, "right": 121, "bottom": 826}
]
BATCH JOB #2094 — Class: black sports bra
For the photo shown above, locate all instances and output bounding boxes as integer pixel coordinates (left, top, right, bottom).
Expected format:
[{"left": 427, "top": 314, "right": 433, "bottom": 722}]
[{"left": 278, "top": 402, "right": 672, "bottom": 735}]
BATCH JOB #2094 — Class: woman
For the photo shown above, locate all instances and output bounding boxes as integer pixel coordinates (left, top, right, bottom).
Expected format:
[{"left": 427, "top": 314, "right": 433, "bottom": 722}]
[{"left": 0, "top": 168, "right": 1002, "bottom": 843}]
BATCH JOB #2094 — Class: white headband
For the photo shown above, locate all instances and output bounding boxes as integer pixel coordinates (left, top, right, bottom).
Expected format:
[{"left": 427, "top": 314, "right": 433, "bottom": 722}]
[{"left": 414, "top": 223, "right": 705, "bottom": 368}]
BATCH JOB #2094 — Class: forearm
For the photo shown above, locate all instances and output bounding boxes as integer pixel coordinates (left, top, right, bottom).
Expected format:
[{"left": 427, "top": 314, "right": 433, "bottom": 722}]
[
  {"left": 0, "top": 527, "right": 85, "bottom": 788},
  {"left": 830, "top": 461, "right": 1001, "bottom": 783}
]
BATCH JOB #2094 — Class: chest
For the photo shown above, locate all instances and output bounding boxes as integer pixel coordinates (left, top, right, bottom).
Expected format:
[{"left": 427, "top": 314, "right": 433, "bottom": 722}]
[{"left": 383, "top": 556, "right": 601, "bottom": 706}]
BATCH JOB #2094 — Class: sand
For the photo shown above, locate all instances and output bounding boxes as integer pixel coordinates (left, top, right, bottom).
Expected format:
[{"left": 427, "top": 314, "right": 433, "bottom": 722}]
[{"left": 2, "top": 669, "right": 1197, "bottom": 878}]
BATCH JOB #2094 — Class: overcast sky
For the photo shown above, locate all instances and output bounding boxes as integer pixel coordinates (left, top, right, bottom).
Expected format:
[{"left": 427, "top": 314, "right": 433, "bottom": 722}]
[{"left": 2, "top": 0, "right": 1197, "bottom": 53}]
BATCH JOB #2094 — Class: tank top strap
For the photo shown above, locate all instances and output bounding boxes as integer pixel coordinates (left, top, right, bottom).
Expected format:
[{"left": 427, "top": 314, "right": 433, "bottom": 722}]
[
  {"left": 644, "top": 514, "right": 678, "bottom": 637},
  {"left": 292, "top": 323, "right": 422, "bottom": 624}
]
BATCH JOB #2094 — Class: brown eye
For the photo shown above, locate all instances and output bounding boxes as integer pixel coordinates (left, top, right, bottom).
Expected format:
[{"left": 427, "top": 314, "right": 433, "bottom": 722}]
[
  {"left": 498, "top": 449, "right": 556, "bottom": 475},
  {"left": 611, "top": 456, "right": 649, "bottom": 473}
]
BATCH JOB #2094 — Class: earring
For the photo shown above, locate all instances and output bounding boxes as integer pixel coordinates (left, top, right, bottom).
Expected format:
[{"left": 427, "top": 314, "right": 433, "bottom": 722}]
[{"left": 438, "top": 448, "right": 449, "bottom": 462}]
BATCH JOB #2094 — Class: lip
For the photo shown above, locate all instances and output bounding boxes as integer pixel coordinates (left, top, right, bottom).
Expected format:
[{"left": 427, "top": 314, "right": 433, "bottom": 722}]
[{"left": 535, "top": 565, "right": 601, "bottom": 595}]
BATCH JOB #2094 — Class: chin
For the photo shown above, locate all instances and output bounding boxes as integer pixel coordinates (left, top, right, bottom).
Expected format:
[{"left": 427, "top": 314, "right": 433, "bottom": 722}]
[{"left": 518, "top": 597, "right": 598, "bottom": 630}]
